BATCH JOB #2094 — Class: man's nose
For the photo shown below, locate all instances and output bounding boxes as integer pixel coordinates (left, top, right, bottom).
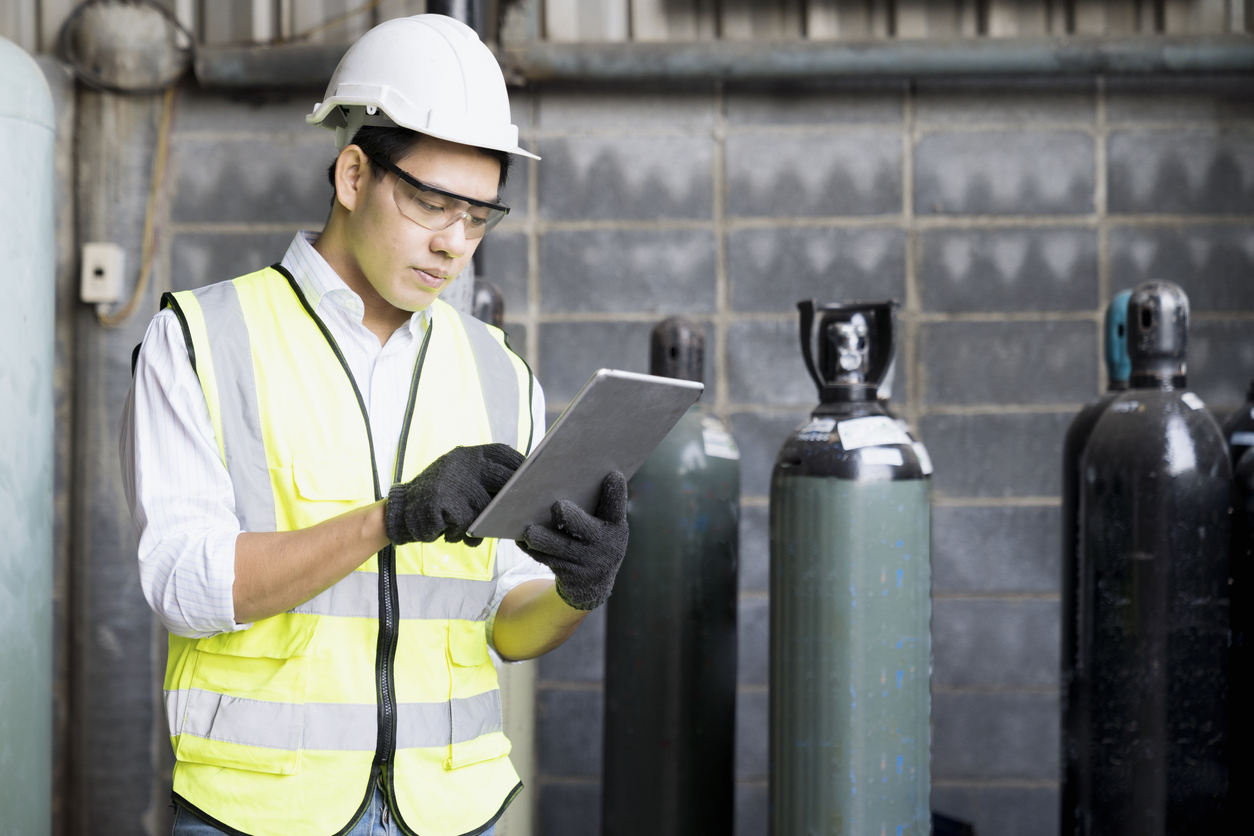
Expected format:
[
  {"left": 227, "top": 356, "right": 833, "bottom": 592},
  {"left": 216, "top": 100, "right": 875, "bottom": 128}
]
[{"left": 431, "top": 218, "right": 468, "bottom": 259}]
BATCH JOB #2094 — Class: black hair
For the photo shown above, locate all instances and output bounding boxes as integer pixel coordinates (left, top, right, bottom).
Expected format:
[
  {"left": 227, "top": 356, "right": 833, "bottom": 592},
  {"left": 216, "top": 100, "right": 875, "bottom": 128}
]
[{"left": 326, "top": 125, "right": 513, "bottom": 208}]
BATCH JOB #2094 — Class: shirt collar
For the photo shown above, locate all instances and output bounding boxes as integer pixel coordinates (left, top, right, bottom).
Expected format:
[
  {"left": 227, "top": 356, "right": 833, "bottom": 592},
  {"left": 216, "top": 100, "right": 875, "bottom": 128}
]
[{"left": 279, "top": 231, "right": 431, "bottom": 337}]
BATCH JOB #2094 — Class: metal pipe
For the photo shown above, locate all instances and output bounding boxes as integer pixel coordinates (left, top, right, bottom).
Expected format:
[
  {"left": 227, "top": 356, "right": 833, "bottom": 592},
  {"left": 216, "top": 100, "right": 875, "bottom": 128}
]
[
  {"left": 195, "top": 35, "right": 1254, "bottom": 89},
  {"left": 504, "top": 36, "right": 1254, "bottom": 80}
]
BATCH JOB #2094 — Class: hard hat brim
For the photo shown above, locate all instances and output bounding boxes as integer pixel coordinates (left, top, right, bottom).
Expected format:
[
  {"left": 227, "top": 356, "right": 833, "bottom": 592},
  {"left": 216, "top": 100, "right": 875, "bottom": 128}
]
[{"left": 307, "top": 99, "right": 541, "bottom": 161}]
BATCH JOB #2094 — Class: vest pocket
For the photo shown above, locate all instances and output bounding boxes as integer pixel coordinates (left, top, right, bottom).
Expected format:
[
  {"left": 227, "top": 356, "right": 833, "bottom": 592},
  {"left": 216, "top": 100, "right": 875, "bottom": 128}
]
[
  {"left": 420, "top": 538, "right": 495, "bottom": 581},
  {"left": 173, "top": 616, "right": 318, "bottom": 775},
  {"left": 292, "top": 454, "right": 373, "bottom": 501},
  {"left": 445, "top": 622, "right": 508, "bottom": 770}
]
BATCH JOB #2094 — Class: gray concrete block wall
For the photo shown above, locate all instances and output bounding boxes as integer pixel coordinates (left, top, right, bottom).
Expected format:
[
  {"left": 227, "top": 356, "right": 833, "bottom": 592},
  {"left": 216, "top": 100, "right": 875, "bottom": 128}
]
[
  {"left": 481, "top": 75, "right": 1254, "bottom": 836},
  {"left": 147, "top": 74, "right": 1254, "bottom": 836}
]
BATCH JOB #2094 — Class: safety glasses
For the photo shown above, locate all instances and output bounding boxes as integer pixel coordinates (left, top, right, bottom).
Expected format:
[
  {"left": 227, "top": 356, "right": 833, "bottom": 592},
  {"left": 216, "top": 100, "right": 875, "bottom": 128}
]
[{"left": 362, "top": 149, "right": 509, "bottom": 240}]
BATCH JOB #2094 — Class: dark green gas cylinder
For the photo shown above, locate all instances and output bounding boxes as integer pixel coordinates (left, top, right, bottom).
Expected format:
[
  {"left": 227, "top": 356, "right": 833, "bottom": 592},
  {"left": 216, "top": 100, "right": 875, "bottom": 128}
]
[
  {"left": 1072, "top": 281, "right": 1232, "bottom": 835},
  {"left": 770, "top": 301, "right": 932, "bottom": 835},
  {"left": 1061, "top": 290, "right": 1131, "bottom": 833},
  {"left": 601, "top": 318, "right": 740, "bottom": 836}
]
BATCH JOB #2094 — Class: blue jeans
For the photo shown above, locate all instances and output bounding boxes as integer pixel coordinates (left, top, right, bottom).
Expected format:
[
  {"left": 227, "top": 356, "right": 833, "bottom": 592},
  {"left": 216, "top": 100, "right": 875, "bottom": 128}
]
[{"left": 172, "top": 785, "right": 497, "bottom": 836}]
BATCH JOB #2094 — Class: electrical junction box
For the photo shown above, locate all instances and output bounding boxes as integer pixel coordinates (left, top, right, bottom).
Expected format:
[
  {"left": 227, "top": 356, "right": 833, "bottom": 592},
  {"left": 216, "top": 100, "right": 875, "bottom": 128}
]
[{"left": 80, "top": 242, "right": 124, "bottom": 304}]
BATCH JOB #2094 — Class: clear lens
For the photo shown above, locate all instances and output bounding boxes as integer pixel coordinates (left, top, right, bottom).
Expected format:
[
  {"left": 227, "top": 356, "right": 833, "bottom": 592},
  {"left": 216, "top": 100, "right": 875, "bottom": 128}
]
[{"left": 392, "top": 177, "right": 505, "bottom": 240}]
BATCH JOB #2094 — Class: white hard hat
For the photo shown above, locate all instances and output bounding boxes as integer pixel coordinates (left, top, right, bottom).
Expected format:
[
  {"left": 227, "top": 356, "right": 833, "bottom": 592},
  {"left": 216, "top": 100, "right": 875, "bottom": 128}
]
[{"left": 306, "top": 14, "right": 539, "bottom": 160}]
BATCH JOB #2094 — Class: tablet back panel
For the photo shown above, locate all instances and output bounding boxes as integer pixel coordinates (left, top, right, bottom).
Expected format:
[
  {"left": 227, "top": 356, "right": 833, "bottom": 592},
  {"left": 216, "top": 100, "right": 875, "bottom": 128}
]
[{"left": 468, "top": 369, "right": 703, "bottom": 540}]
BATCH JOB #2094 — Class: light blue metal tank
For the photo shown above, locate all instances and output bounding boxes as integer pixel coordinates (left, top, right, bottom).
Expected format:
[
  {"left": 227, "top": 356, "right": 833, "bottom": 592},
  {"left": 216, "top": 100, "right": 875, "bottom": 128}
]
[{"left": 0, "top": 35, "right": 56, "bottom": 836}]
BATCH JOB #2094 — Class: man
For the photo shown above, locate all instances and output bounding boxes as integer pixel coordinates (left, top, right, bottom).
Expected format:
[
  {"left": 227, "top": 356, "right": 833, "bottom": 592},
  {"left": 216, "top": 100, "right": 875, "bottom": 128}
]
[{"left": 120, "top": 15, "right": 627, "bottom": 836}]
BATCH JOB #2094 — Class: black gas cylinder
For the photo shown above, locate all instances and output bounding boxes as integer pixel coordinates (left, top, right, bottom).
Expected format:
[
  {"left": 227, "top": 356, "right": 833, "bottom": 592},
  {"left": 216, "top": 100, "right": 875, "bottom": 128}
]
[
  {"left": 1069, "top": 281, "right": 1232, "bottom": 835},
  {"left": 1222, "top": 379, "right": 1254, "bottom": 465},
  {"left": 1228, "top": 444, "right": 1254, "bottom": 817},
  {"left": 1060, "top": 290, "right": 1131, "bottom": 829},
  {"left": 472, "top": 279, "right": 505, "bottom": 329}
]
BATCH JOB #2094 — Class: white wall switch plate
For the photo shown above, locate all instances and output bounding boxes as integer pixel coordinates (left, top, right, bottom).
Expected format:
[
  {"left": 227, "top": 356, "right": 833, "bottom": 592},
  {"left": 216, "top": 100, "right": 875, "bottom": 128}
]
[{"left": 81, "top": 242, "right": 125, "bottom": 304}]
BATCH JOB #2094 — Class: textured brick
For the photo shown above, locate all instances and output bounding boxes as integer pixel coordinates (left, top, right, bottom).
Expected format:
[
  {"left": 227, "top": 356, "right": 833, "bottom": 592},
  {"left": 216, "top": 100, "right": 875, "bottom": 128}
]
[
  {"left": 932, "top": 692, "right": 1059, "bottom": 781},
  {"left": 726, "top": 131, "right": 902, "bottom": 217},
  {"left": 728, "top": 227, "right": 906, "bottom": 312},
  {"left": 171, "top": 137, "right": 337, "bottom": 223},
  {"left": 737, "top": 596, "right": 769, "bottom": 685},
  {"left": 735, "top": 689, "right": 769, "bottom": 781},
  {"left": 502, "top": 323, "right": 528, "bottom": 365},
  {"left": 919, "top": 228, "right": 1099, "bottom": 313},
  {"left": 919, "top": 412, "right": 1072, "bottom": 498},
  {"left": 730, "top": 411, "right": 811, "bottom": 495},
  {"left": 170, "top": 232, "right": 295, "bottom": 291},
  {"left": 537, "top": 320, "right": 717, "bottom": 405},
  {"left": 475, "top": 229, "right": 528, "bottom": 314},
  {"left": 538, "top": 607, "right": 605, "bottom": 683},
  {"left": 726, "top": 80, "right": 904, "bottom": 125},
  {"left": 538, "top": 782, "right": 600, "bottom": 836},
  {"left": 538, "top": 688, "right": 604, "bottom": 776},
  {"left": 916, "top": 77, "right": 1095, "bottom": 125},
  {"left": 739, "top": 503, "right": 769, "bottom": 592},
  {"left": 538, "top": 135, "right": 712, "bottom": 221},
  {"left": 932, "top": 599, "right": 1060, "bottom": 689},
  {"left": 735, "top": 782, "right": 769, "bottom": 836},
  {"left": 915, "top": 131, "right": 1094, "bottom": 215},
  {"left": 1188, "top": 319, "right": 1254, "bottom": 410},
  {"left": 1106, "top": 75, "right": 1254, "bottom": 123},
  {"left": 921, "top": 320, "right": 1099, "bottom": 405},
  {"left": 499, "top": 148, "right": 531, "bottom": 219},
  {"left": 172, "top": 87, "right": 325, "bottom": 133},
  {"left": 727, "top": 320, "right": 818, "bottom": 406},
  {"left": 537, "top": 321, "right": 651, "bottom": 403},
  {"left": 1109, "top": 225, "right": 1254, "bottom": 312},
  {"left": 932, "top": 506, "right": 1061, "bottom": 594},
  {"left": 540, "top": 229, "right": 717, "bottom": 313},
  {"left": 508, "top": 88, "right": 534, "bottom": 129},
  {"left": 538, "top": 85, "right": 716, "bottom": 129},
  {"left": 931, "top": 785, "right": 1060, "bottom": 836},
  {"left": 1108, "top": 130, "right": 1254, "bottom": 214}
]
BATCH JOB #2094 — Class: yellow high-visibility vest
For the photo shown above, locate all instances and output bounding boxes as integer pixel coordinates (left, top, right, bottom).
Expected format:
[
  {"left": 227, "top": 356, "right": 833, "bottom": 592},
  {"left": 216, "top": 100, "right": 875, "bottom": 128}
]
[{"left": 160, "top": 266, "right": 534, "bottom": 836}]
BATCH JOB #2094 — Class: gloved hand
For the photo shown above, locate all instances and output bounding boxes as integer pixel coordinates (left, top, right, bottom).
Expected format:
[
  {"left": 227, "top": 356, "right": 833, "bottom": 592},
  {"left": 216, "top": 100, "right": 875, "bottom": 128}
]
[
  {"left": 385, "top": 443, "right": 524, "bottom": 547},
  {"left": 517, "top": 471, "right": 629, "bottom": 611}
]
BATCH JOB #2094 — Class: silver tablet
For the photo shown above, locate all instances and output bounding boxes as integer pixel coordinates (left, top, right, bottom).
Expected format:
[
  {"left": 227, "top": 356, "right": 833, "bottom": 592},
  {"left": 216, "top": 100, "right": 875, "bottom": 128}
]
[{"left": 467, "top": 369, "right": 704, "bottom": 541}]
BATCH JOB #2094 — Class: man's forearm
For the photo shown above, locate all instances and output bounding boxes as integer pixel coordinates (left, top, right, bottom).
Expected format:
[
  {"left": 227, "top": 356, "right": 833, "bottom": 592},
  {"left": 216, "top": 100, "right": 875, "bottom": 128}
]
[
  {"left": 492, "top": 579, "right": 589, "bottom": 661},
  {"left": 233, "top": 500, "right": 390, "bottom": 623}
]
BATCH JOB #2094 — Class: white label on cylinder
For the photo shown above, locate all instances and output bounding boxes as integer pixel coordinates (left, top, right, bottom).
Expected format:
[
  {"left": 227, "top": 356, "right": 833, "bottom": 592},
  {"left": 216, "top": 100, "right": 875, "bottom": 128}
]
[
  {"left": 913, "top": 442, "right": 934, "bottom": 475},
  {"left": 701, "top": 417, "right": 740, "bottom": 460},
  {"left": 1181, "top": 392, "right": 1205, "bottom": 411},
  {"left": 796, "top": 417, "right": 837, "bottom": 442},
  {"left": 838, "top": 416, "right": 912, "bottom": 450},
  {"left": 861, "top": 447, "right": 905, "bottom": 467},
  {"left": 1111, "top": 400, "right": 1141, "bottom": 413}
]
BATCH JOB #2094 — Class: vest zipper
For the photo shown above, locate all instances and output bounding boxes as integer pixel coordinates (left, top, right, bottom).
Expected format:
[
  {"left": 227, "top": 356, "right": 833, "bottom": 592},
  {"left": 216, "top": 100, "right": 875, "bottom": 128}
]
[
  {"left": 275, "top": 266, "right": 433, "bottom": 825},
  {"left": 380, "top": 326, "right": 432, "bottom": 831},
  {"left": 379, "top": 324, "right": 432, "bottom": 770}
]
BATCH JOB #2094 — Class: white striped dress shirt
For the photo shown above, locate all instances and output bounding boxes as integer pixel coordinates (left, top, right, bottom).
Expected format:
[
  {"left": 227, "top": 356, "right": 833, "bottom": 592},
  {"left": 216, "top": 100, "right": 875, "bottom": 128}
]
[{"left": 120, "top": 231, "right": 552, "bottom": 643}]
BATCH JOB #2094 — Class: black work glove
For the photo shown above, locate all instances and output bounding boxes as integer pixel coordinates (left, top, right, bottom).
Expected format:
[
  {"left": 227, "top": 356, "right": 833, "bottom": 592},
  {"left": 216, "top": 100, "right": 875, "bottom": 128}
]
[
  {"left": 517, "top": 471, "right": 629, "bottom": 611},
  {"left": 385, "top": 443, "right": 524, "bottom": 547}
]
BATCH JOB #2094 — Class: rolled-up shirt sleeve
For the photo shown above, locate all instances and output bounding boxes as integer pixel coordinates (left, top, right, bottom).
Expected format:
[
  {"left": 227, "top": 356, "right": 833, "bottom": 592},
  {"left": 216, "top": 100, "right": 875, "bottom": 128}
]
[{"left": 121, "top": 309, "right": 249, "bottom": 638}]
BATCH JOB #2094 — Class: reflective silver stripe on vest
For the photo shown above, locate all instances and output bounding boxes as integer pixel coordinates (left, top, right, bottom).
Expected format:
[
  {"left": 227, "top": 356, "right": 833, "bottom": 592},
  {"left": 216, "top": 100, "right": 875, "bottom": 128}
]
[
  {"left": 290, "top": 571, "right": 495, "bottom": 621},
  {"left": 193, "top": 282, "right": 276, "bottom": 533},
  {"left": 165, "top": 688, "right": 501, "bottom": 751},
  {"left": 450, "top": 689, "right": 504, "bottom": 743},
  {"left": 457, "top": 310, "right": 520, "bottom": 449}
]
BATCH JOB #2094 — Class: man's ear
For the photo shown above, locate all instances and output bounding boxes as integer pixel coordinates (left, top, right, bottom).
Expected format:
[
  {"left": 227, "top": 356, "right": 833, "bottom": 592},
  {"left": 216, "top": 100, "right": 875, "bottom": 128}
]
[{"left": 333, "top": 145, "right": 369, "bottom": 212}]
